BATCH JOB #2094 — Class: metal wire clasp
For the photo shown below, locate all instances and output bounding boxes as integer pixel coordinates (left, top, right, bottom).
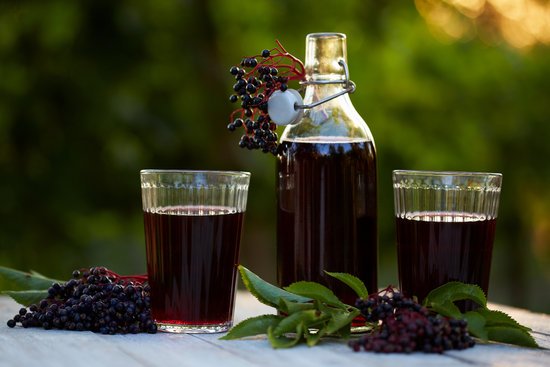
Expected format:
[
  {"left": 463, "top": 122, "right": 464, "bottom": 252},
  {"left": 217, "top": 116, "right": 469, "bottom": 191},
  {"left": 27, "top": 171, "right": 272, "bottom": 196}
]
[{"left": 294, "top": 60, "right": 356, "bottom": 110}]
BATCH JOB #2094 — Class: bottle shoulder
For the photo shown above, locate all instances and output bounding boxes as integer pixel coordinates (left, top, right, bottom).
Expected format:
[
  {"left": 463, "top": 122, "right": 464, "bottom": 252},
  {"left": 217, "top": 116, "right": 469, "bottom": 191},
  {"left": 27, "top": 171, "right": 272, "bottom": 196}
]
[{"left": 280, "top": 94, "right": 374, "bottom": 143}]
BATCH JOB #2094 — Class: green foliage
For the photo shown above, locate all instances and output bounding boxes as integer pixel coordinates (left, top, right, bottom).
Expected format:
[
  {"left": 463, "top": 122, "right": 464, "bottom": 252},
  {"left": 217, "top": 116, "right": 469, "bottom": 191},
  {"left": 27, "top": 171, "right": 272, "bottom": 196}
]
[
  {"left": 425, "top": 282, "right": 539, "bottom": 348},
  {"left": 486, "top": 326, "right": 539, "bottom": 348},
  {"left": 464, "top": 311, "right": 488, "bottom": 341},
  {"left": 238, "top": 265, "right": 311, "bottom": 307},
  {"left": 424, "top": 282, "right": 487, "bottom": 319},
  {"left": 224, "top": 266, "right": 360, "bottom": 347},
  {"left": 2, "top": 290, "right": 49, "bottom": 306},
  {"left": 325, "top": 271, "right": 369, "bottom": 299},
  {"left": 227, "top": 267, "right": 538, "bottom": 349},
  {"left": 0, "top": 266, "right": 61, "bottom": 291},
  {"left": 0, "top": 0, "right": 549, "bottom": 311},
  {"left": 0, "top": 266, "right": 63, "bottom": 305},
  {"left": 220, "top": 315, "right": 283, "bottom": 340},
  {"left": 283, "top": 281, "right": 346, "bottom": 309}
]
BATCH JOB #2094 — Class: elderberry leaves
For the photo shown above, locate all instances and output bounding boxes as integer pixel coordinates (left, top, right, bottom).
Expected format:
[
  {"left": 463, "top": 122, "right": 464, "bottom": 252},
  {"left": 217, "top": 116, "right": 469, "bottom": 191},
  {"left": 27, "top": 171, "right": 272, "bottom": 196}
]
[
  {"left": 3, "top": 290, "right": 50, "bottom": 307},
  {"left": 465, "top": 309, "right": 538, "bottom": 348},
  {"left": 220, "top": 315, "right": 283, "bottom": 340},
  {"left": 238, "top": 265, "right": 311, "bottom": 308},
  {"left": 424, "top": 281, "right": 487, "bottom": 319},
  {"left": 0, "top": 266, "right": 63, "bottom": 295},
  {"left": 225, "top": 268, "right": 538, "bottom": 352},
  {"left": 222, "top": 265, "right": 359, "bottom": 347},
  {"left": 0, "top": 266, "right": 65, "bottom": 306},
  {"left": 424, "top": 282, "right": 539, "bottom": 348},
  {"left": 227, "top": 41, "right": 305, "bottom": 155},
  {"left": 324, "top": 271, "right": 369, "bottom": 299},
  {"left": 284, "top": 281, "right": 346, "bottom": 309}
]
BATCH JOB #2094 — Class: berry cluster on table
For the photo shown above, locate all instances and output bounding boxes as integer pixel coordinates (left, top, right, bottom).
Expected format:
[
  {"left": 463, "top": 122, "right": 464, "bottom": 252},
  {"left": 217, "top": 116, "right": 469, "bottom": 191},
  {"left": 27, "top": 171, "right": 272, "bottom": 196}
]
[
  {"left": 6, "top": 267, "right": 157, "bottom": 334},
  {"left": 350, "top": 287, "right": 475, "bottom": 354}
]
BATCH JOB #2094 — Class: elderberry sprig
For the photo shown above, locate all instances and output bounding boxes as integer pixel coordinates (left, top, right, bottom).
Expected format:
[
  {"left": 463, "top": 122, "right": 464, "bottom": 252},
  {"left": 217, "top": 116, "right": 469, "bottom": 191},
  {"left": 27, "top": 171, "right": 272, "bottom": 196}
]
[
  {"left": 227, "top": 41, "right": 305, "bottom": 154},
  {"left": 221, "top": 266, "right": 363, "bottom": 347},
  {"left": 222, "top": 266, "right": 539, "bottom": 352}
]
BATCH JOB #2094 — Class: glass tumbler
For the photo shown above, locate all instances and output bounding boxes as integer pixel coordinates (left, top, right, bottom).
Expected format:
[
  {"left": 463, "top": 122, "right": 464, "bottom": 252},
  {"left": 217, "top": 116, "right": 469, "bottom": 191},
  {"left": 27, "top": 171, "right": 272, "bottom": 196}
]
[
  {"left": 393, "top": 170, "right": 502, "bottom": 308},
  {"left": 141, "top": 170, "right": 250, "bottom": 333}
]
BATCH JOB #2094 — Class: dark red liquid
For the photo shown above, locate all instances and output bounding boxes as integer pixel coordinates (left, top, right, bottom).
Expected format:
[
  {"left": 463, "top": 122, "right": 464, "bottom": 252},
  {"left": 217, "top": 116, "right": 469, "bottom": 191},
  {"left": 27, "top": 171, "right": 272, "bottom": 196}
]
[
  {"left": 276, "top": 139, "right": 377, "bottom": 306},
  {"left": 396, "top": 213, "right": 496, "bottom": 308},
  {"left": 144, "top": 206, "right": 244, "bottom": 325}
]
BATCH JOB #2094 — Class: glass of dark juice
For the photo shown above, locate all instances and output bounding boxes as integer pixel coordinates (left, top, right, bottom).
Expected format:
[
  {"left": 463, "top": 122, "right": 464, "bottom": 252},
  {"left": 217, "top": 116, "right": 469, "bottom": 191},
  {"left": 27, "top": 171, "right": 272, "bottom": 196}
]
[
  {"left": 141, "top": 169, "right": 250, "bottom": 333},
  {"left": 393, "top": 170, "right": 502, "bottom": 310}
]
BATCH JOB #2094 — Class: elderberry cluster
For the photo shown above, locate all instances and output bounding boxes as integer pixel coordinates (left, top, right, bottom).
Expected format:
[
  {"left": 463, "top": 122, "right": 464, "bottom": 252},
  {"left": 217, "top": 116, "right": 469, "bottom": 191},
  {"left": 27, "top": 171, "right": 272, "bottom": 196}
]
[
  {"left": 228, "top": 52, "right": 281, "bottom": 154},
  {"left": 227, "top": 43, "right": 305, "bottom": 155},
  {"left": 350, "top": 288, "right": 475, "bottom": 354},
  {"left": 6, "top": 267, "right": 157, "bottom": 334}
]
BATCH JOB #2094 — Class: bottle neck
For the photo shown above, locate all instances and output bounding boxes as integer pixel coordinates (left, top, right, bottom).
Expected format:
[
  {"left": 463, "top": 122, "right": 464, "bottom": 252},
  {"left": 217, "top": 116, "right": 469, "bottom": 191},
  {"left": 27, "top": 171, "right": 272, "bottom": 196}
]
[
  {"left": 303, "top": 33, "right": 348, "bottom": 103},
  {"left": 302, "top": 82, "right": 349, "bottom": 106},
  {"left": 304, "top": 33, "right": 347, "bottom": 84}
]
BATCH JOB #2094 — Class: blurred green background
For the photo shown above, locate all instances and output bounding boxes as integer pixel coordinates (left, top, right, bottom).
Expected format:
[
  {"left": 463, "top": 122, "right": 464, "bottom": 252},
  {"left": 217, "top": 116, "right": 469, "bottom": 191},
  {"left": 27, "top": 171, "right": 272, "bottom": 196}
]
[{"left": 1, "top": 0, "right": 549, "bottom": 312}]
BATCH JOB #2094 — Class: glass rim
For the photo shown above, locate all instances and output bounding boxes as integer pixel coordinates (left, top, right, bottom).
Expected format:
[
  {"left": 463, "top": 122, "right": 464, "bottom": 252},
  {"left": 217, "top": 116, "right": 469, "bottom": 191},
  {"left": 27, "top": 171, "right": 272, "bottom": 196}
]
[
  {"left": 140, "top": 169, "right": 250, "bottom": 178},
  {"left": 307, "top": 32, "right": 346, "bottom": 39},
  {"left": 392, "top": 170, "right": 502, "bottom": 179}
]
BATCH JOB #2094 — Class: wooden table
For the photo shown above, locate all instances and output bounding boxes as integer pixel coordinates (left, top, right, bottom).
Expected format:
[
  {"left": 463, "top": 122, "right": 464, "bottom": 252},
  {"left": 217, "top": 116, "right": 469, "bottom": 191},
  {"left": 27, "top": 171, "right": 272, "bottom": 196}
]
[{"left": 0, "top": 292, "right": 549, "bottom": 367}]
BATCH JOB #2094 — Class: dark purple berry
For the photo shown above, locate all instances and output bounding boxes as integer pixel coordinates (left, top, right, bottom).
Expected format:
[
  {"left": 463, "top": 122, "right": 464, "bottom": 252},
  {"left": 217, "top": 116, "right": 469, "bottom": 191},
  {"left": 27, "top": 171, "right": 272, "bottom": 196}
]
[
  {"left": 351, "top": 288, "right": 474, "bottom": 354},
  {"left": 5, "top": 268, "right": 156, "bottom": 335}
]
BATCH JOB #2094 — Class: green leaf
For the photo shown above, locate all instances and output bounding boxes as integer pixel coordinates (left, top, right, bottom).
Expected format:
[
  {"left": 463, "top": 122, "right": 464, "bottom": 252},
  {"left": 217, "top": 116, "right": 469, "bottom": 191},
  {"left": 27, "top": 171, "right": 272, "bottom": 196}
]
[
  {"left": 325, "top": 309, "right": 359, "bottom": 335},
  {"left": 486, "top": 326, "right": 539, "bottom": 348},
  {"left": 464, "top": 311, "right": 488, "bottom": 340},
  {"left": 284, "top": 281, "right": 347, "bottom": 309},
  {"left": 2, "top": 290, "right": 49, "bottom": 306},
  {"left": 305, "top": 327, "right": 326, "bottom": 347},
  {"left": 220, "top": 314, "right": 282, "bottom": 340},
  {"left": 29, "top": 270, "right": 52, "bottom": 279},
  {"left": 267, "top": 324, "right": 304, "bottom": 348},
  {"left": 0, "top": 266, "right": 62, "bottom": 291},
  {"left": 428, "top": 300, "right": 462, "bottom": 319},
  {"left": 424, "top": 282, "right": 487, "bottom": 309},
  {"left": 324, "top": 271, "right": 369, "bottom": 299},
  {"left": 278, "top": 298, "right": 315, "bottom": 315},
  {"left": 476, "top": 309, "right": 531, "bottom": 332},
  {"left": 272, "top": 310, "right": 327, "bottom": 337},
  {"left": 337, "top": 322, "right": 352, "bottom": 339},
  {"left": 238, "top": 265, "right": 311, "bottom": 308},
  {"left": 464, "top": 308, "right": 538, "bottom": 347}
]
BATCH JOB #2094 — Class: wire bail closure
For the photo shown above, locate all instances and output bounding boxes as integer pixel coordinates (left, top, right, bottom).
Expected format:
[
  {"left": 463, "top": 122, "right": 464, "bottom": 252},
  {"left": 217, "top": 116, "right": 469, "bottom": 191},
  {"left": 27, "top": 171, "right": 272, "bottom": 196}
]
[{"left": 294, "top": 60, "right": 356, "bottom": 110}]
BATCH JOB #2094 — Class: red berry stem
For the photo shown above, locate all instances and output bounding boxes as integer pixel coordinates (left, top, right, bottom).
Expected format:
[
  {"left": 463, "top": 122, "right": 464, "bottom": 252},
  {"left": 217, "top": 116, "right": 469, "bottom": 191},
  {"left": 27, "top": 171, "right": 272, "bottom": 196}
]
[{"left": 102, "top": 268, "right": 148, "bottom": 285}]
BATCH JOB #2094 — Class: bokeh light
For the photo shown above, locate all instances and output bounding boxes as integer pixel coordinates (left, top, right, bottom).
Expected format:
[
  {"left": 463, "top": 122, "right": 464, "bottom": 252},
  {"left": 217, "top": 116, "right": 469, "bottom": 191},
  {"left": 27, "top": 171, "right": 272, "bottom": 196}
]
[{"left": 416, "top": 0, "right": 550, "bottom": 48}]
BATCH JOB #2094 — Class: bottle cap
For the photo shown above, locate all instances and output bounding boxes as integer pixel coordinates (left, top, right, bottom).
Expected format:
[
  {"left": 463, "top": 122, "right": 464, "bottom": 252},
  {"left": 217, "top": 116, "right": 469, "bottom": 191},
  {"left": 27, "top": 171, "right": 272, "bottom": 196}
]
[{"left": 267, "top": 89, "right": 304, "bottom": 126}]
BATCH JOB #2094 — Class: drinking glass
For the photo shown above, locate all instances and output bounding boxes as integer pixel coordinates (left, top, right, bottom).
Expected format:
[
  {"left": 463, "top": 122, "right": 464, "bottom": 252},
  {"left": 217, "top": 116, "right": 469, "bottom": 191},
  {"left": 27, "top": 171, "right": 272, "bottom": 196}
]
[
  {"left": 393, "top": 170, "right": 502, "bottom": 309},
  {"left": 141, "top": 170, "right": 250, "bottom": 333}
]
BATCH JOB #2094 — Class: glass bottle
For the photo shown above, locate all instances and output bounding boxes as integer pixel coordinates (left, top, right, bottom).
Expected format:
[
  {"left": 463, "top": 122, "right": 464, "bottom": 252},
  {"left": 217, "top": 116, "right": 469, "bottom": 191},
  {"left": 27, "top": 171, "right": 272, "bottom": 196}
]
[{"left": 276, "top": 33, "right": 377, "bottom": 305}]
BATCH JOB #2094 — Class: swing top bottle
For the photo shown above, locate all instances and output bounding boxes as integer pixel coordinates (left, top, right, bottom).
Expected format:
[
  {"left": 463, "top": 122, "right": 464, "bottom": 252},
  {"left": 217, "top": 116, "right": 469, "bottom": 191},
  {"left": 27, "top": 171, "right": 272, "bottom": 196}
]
[{"left": 276, "top": 33, "right": 378, "bottom": 305}]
